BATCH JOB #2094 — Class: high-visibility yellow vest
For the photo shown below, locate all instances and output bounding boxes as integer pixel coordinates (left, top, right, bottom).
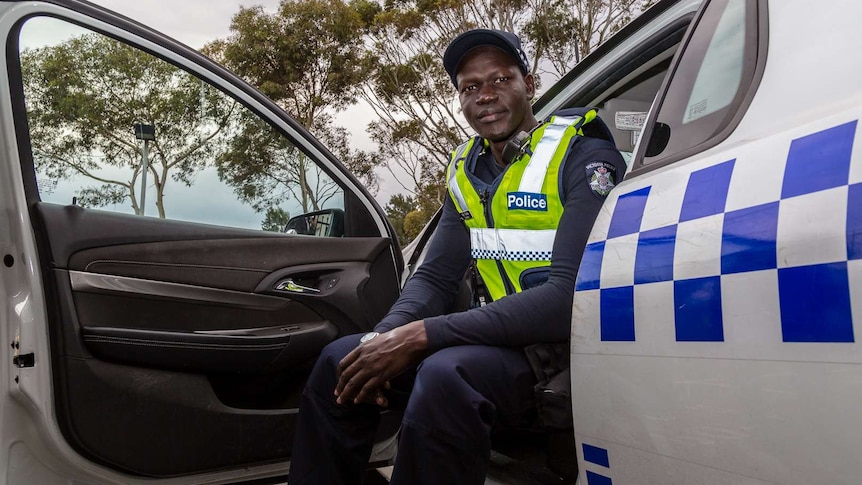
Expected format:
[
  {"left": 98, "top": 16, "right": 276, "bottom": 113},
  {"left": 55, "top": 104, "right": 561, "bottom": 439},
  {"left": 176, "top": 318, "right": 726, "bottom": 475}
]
[{"left": 446, "top": 109, "right": 599, "bottom": 301}]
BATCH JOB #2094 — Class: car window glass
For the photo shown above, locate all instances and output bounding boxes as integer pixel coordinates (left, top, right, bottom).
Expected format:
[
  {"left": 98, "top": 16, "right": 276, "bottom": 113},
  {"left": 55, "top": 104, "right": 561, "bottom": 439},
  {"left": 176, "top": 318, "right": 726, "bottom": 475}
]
[
  {"left": 546, "top": 15, "right": 695, "bottom": 167},
  {"left": 593, "top": 64, "right": 671, "bottom": 165},
  {"left": 639, "top": 0, "right": 756, "bottom": 168},
  {"left": 682, "top": 0, "right": 745, "bottom": 123},
  {"left": 18, "top": 16, "right": 344, "bottom": 235}
]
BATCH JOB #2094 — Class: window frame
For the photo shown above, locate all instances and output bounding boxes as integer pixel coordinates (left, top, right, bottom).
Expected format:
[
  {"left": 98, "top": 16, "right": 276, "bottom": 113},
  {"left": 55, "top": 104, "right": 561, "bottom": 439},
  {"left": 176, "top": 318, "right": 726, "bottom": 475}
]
[
  {"left": 534, "top": 7, "right": 696, "bottom": 119},
  {"left": 629, "top": 0, "right": 768, "bottom": 176},
  {"left": 7, "top": 9, "right": 385, "bottom": 238}
]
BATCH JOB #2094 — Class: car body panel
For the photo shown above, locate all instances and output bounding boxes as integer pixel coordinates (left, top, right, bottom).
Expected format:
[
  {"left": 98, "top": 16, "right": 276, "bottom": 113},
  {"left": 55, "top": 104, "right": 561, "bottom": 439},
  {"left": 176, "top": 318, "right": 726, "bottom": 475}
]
[
  {"left": 568, "top": 0, "right": 862, "bottom": 483},
  {"left": 2, "top": 0, "right": 860, "bottom": 483}
]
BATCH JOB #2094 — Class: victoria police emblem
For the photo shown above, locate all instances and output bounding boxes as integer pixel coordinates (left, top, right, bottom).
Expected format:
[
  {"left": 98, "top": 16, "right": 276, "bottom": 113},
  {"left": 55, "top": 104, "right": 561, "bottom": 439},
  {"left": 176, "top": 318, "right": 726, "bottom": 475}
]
[{"left": 586, "top": 161, "right": 616, "bottom": 196}]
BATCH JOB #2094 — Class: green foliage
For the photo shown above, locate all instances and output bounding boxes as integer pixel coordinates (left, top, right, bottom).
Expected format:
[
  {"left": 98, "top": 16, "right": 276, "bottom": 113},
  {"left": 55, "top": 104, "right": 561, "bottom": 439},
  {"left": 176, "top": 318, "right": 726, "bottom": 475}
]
[
  {"left": 22, "top": 33, "right": 236, "bottom": 217},
  {"left": 216, "top": 112, "right": 342, "bottom": 214},
  {"left": 204, "top": 0, "right": 379, "bottom": 208},
  {"left": 205, "top": 0, "right": 371, "bottom": 124},
  {"left": 351, "top": 0, "right": 384, "bottom": 26},
  {"left": 523, "top": 0, "right": 654, "bottom": 71},
  {"left": 23, "top": 0, "right": 653, "bottom": 240},
  {"left": 384, "top": 164, "right": 445, "bottom": 244},
  {"left": 384, "top": 193, "right": 415, "bottom": 245},
  {"left": 261, "top": 206, "right": 292, "bottom": 232},
  {"left": 402, "top": 207, "right": 429, "bottom": 241},
  {"left": 76, "top": 184, "right": 128, "bottom": 208},
  {"left": 318, "top": 124, "right": 380, "bottom": 195}
]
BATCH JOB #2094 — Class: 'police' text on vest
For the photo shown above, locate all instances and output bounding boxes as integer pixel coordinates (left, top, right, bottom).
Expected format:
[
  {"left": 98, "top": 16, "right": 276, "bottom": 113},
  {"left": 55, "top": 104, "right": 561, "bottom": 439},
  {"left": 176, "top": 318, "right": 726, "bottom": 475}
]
[{"left": 507, "top": 192, "right": 548, "bottom": 211}]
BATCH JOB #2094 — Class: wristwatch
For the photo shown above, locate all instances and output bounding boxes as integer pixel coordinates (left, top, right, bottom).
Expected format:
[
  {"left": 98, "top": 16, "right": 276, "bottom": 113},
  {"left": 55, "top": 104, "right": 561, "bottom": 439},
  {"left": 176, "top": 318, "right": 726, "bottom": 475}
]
[{"left": 360, "top": 332, "right": 379, "bottom": 344}]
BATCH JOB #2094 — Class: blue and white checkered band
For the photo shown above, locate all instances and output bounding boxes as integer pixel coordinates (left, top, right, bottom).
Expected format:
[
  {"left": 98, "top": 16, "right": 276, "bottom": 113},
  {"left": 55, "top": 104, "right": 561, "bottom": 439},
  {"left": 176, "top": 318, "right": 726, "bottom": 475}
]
[
  {"left": 470, "top": 228, "right": 556, "bottom": 261},
  {"left": 471, "top": 248, "right": 553, "bottom": 261},
  {"left": 573, "top": 119, "right": 862, "bottom": 348},
  {"left": 517, "top": 48, "right": 530, "bottom": 75}
]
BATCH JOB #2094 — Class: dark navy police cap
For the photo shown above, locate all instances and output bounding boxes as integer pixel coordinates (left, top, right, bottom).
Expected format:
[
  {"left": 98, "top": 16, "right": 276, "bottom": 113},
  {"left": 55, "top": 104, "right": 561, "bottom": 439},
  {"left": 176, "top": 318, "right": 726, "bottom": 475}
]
[{"left": 443, "top": 29, "right": 530, "bottom": 87}]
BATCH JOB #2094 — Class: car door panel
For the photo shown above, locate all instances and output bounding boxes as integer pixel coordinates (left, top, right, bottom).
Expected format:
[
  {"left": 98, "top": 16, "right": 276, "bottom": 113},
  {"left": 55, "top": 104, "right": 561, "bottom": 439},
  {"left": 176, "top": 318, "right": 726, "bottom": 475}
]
[
  {"left": 0, "top": 2, "right": 406, "bottom": 481},
  {"left": 31, "top": 204, "right": 399, "bottom": 476},
  {"left": 37, "top": 203, "right": 390, "bottom": 275},
  {"left": 60, "top": 357, "right": 295, "bottom": 477},
  {"left": 80, "top": 321, "right": 337, "bottom": 374}
]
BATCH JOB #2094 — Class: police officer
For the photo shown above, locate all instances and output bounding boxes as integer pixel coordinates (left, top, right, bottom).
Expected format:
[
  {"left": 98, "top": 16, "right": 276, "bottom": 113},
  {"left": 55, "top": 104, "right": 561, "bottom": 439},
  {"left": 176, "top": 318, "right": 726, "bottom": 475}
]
[{"left": 288, "top": 29, "right": 626, "bottom": 485}]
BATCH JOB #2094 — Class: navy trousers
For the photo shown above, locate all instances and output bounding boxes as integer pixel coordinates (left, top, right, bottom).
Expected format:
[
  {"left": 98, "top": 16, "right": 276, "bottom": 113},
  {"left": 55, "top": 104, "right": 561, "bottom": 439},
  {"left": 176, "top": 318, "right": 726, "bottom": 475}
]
[{"left": 288, "top": 334, "right": 538, "bottom": 485}]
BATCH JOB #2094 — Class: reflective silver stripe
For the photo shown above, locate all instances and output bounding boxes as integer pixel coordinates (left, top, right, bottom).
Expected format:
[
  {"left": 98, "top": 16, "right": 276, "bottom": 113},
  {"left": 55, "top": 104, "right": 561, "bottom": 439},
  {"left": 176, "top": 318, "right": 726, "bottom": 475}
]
[
  {"left": 447, "top": 141, "right": 473, "bottom": 215},
  {"left": 518, "top": 116, "right": 580, "bottom": 194},
  {"left": 469, "top": 228, "right": 556, "bottom": 261},
  {"left": 448, "top": 161, "right": 470, "bottom": 215},
  {"left": 453, "top": 139, "right": 472, "bottom": 162},
  {"left": 549, "top": 115, "right": 581, "bottom": 126}
]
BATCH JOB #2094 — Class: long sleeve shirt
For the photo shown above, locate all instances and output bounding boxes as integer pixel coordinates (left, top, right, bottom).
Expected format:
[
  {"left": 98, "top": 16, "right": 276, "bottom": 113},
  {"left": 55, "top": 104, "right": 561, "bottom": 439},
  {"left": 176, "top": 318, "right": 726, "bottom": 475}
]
[{"left": 374, "top": 135, "right": 626, "bottom": 352}]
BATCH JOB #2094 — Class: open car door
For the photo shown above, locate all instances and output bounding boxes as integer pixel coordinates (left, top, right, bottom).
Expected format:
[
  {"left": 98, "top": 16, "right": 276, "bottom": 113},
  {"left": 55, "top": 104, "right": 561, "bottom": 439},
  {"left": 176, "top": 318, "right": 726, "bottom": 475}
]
[{"left": 0, "top": 1, "right": 402, "bottom": 482}]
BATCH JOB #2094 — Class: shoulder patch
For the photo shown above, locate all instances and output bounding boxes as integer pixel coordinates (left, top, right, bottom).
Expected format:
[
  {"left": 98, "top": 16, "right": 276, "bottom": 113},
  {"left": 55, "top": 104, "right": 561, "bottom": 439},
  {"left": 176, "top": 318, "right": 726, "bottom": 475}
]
[{"left": 585, "top": 161, "right": 617, "bottom": 197}]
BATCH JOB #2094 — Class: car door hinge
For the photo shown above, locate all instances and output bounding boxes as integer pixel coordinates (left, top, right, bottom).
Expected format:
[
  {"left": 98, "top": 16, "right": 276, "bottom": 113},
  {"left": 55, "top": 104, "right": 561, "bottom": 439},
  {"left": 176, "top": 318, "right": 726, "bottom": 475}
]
[{"left": 13, "top": 353, "right": 34, "bottom": 368}]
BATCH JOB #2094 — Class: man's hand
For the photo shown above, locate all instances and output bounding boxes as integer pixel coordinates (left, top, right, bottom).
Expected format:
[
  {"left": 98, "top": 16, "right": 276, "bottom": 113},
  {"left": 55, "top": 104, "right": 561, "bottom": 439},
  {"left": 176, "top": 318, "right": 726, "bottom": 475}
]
[{"left": 335, "top": 320, "right": 429, "bottom": 405}]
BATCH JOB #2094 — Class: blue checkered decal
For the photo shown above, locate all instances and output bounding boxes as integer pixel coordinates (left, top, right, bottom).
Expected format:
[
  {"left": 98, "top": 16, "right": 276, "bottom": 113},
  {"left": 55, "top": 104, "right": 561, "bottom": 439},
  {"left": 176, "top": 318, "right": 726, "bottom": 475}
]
[
  {"left": 587, "top": 471, "right": 613, "bottom": 485},
  {"left": 583, "top": 443, "right": 612, "bottom": 484},
  {"left": 576, "top": 121, "right": 860, "bottom": 343},
  {"left": 583, "top": 443, "right": 610, "bottom": 467}
]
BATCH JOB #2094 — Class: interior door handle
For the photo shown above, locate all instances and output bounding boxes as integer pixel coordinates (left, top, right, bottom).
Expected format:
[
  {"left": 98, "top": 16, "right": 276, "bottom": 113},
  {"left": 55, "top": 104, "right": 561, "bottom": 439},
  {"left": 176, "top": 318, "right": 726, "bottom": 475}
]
[{"left": 274, "top": 278, "right": 321, "bottom": 294}]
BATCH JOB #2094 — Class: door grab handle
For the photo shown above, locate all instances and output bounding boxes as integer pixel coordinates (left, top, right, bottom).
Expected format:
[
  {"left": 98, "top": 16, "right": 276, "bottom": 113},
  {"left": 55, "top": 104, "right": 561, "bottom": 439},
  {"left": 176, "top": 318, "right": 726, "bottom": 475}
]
[{"left": 275, "top": 278, "right": 321, "bottom": 294}]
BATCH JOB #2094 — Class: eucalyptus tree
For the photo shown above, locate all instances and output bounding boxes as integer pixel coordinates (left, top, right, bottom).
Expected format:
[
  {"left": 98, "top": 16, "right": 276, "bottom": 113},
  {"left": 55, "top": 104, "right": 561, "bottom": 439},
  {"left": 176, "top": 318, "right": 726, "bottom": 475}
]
[
  {"left": 22, "top": 33, "right": 237, "bottom": 217},
  {"left": 203, "top": 0, "right": 379, "bottom": 215},
  {"left": 362, "top": 0, "right": 655, "bottom": 237}
]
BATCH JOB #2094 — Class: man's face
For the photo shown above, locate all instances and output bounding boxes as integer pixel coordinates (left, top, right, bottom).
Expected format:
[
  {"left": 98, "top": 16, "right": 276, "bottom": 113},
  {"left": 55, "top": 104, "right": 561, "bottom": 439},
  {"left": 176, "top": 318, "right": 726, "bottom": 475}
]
[{"left": 456, "top": 46, "right": 536, "bottom": 143}]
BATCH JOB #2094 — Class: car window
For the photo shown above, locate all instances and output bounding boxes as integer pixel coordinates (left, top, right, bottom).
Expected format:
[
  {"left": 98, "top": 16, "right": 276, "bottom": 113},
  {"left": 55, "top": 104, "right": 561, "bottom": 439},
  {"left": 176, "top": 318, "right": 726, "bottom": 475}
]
[
  {"left": 594, "top": 62, "right": 671, "bottom": 165},
  {"left": 635, "top": 0, "right": 761, "bottom": 170},
  {"left": 681, "top": 0, "right": 745, "bottom": 123},
  {"left": 18, "top": 16, "right": 344, "bottom": 235},
  {"left": 543, "top": 11, "right": 695, "bottom": 168}
]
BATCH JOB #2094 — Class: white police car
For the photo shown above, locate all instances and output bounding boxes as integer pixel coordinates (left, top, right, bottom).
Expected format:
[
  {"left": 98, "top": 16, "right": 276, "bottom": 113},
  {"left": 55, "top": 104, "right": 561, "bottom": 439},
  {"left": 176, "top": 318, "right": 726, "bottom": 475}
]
[
  {"left": 531, "top": 0, "right": 862, "bottom": 483},
  {"left": 0, "top": 0, "right": 859, "bottom": 485}
]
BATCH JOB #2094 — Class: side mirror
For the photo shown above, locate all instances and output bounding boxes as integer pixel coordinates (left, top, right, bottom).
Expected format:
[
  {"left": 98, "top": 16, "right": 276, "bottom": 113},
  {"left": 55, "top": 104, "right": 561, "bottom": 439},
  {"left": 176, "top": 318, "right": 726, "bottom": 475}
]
[
  {"left": 284, "top": 209, "right": 345, "bottom": 237},
  {"left": 645, "top": 122, "right": 671, "bottom": 157}
]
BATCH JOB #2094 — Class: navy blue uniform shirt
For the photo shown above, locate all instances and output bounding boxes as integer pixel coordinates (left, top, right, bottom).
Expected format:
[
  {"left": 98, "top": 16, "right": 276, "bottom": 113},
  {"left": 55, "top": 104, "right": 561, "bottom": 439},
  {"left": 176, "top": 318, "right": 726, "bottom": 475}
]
[{"left": 375, "top": 136, "right": 626, "bottom": 350}]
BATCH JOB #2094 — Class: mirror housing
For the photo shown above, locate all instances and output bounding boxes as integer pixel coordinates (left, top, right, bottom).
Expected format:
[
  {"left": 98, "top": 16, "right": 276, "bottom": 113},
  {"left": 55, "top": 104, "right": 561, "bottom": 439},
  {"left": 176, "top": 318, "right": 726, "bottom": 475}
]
[
  {"left": 284, "top": 209, "right": 345, "bottom": 237},
  {"left": 645, "top": 122, "right": 671, "bottom": 157}
]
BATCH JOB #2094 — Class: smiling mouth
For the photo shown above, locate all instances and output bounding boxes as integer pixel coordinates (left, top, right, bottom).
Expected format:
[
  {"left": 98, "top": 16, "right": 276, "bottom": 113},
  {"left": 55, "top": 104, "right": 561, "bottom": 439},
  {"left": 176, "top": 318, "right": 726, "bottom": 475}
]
[{"left": 477, "top": 110, "right": 506, "bottom": 123}]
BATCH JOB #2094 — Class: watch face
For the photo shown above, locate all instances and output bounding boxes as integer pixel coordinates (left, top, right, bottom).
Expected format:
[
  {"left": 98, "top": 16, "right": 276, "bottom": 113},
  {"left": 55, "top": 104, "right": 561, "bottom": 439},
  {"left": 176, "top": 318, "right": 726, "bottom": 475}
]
[{"left": 360, "top": 332, "right": 379, "bottom": 344}]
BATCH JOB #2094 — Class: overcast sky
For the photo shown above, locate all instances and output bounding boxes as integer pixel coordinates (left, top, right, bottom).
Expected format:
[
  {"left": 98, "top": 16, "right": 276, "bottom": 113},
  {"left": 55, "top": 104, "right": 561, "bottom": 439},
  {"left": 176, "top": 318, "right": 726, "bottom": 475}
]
[{"left": 89, "top": 0, "right": 282, "bottom": 49}]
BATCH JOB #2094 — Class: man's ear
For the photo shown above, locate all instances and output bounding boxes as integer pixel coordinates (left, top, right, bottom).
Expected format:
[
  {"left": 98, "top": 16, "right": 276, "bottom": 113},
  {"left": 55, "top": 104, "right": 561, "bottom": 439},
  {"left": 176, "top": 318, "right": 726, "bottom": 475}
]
[{"left": 524, "top": 73, "right": 536, "bottom": 100}]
